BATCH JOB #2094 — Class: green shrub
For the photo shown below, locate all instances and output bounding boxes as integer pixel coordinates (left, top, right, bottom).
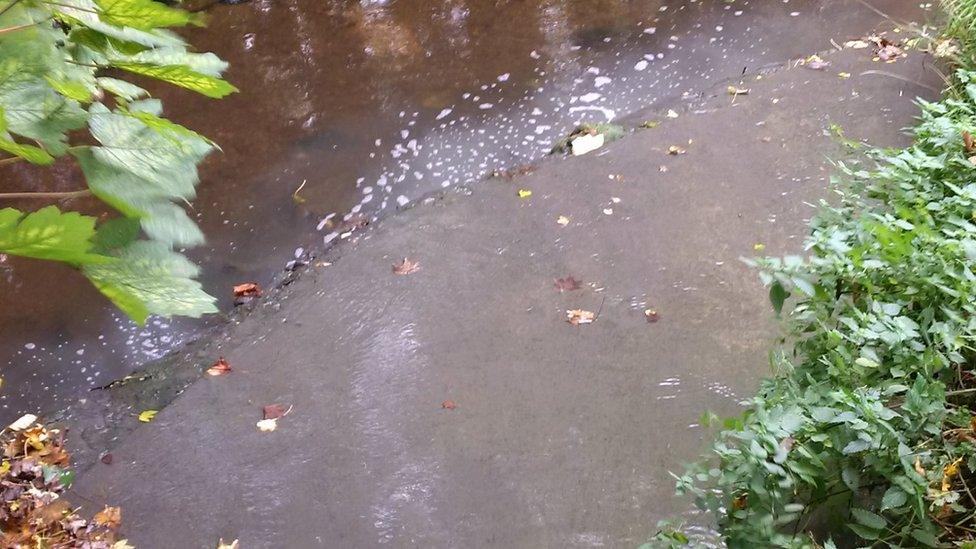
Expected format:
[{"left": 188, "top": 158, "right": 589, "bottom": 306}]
[{"left": 675, "top": 70, "right": 976, "bottom": 547}]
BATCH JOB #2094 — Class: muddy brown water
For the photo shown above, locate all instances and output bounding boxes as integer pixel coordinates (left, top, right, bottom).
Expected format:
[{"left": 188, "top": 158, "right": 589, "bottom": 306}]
[{"left": 0, "top": 0, "right": 930, "bottom": 420}]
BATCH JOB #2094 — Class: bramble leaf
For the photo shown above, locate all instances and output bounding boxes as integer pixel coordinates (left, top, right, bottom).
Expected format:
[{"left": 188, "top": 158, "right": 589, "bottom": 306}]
[{"left": 0, "top": 207, "right": 111, "bottom": 265}]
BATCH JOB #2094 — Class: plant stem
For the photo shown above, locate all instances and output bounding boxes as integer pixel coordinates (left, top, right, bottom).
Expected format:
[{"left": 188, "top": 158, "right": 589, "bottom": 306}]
[
  {"left": 0, "top": 189, "right": 91, "bottom": 200},
  {"left": 0, "top": 19, "right": 45, "bottom": 35}
]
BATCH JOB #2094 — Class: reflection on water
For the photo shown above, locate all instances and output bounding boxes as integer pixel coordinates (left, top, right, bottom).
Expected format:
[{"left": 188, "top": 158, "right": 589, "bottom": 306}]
[{"left": 0, "top": 0, "right": 929, "bottom": 417}]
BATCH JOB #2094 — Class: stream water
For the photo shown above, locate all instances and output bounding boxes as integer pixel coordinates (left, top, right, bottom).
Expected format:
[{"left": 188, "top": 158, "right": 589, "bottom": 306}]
[{"left": 0, "top": 0, "right": 929, "bottom": 420}]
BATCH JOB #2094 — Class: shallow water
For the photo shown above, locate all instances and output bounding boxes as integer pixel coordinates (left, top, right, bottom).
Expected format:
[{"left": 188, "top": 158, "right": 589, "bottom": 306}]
[{"left": 0, "top": 0, "right": 930, "bottom": 419}]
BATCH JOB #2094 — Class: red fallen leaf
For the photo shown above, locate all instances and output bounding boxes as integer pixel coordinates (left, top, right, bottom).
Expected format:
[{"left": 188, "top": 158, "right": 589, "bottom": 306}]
[
  {"left": 100, "top": 453, "right": 113, "bottom": 465},
  {"left": 207, "top": 357, "right": 232, "bottom": 376},
  {"left": 644, "top": 309, "right": 660, "bottom": 323},
  {"left": 233, "top": 283, "right": 261, "bottom": 298},
  {"left": 393, "top": 257, "right": 420, "bottom": 275},
  {"left": 263, "top": 404, "right": 288, "bottom": 420},
  {"left": 441, "top": 400, "right": 457, "bottom": 410},
  {"left": 554, "top": 276, "right": 582, "bottom": 292}
]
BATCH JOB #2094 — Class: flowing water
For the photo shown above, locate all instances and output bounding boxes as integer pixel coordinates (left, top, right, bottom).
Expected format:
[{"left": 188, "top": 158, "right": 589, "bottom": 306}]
[{"left": 0, "top": 0, "right": 930, "bottom": 419}]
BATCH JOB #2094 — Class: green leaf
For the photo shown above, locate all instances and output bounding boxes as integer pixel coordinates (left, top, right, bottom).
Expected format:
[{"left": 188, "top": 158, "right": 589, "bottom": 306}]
[
  {"left": 0, "top": 206, "right": 111, "bottom": 265},
  {"left": 113, "top": 62, "right": 237, "bottom": 98},
  {"left": 92, "top": 217, "right": 141, "bottom": 252},
  {"left": 880, "top": 486, "right": 907, "bottom": 510},
  {"left": 847, "top": 522, "right": 880, "bottom": 541},
  {"left": 910, "top": 529, "right": 941, "bottom": 547},
  {"left": 83, "top": 240, "right": 216, "bottom": 324},
  {"left": 0, "top": 136, "right": 54, "bottom": 165},
  {"left": 96, "top": 77, "right": 148, "bottom": 101},
  {"left": 850, "top": 508, "right": 886, "bottom": 531},
  {"left": 95, "top": 0, "right": 201, "bottom": 30},
  {"left": 769, "top": 280, "right": 790, "bottom": 316}
]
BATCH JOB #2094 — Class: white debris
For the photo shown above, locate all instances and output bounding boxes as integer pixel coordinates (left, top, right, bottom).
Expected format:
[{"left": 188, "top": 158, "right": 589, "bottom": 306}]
[{"left": 570, "top": 133, "right": 605, "bottom": 156}]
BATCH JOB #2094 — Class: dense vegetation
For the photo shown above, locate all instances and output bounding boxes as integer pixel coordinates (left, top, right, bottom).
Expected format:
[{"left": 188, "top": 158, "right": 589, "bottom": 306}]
[
  {"left": 653, "top": 3, "right": 976, "bottom": 548},
  {"left": 0, "top": 0, "right": 234, "bottom": 323}
]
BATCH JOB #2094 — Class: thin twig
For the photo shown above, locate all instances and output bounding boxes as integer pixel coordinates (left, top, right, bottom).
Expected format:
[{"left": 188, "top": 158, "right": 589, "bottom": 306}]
[{"left": 0, "top": 189, "right": 91, "bottom": 200}]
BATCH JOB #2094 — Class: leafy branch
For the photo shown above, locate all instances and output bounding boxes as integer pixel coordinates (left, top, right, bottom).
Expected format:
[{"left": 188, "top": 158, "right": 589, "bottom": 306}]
[{"left": 0, "top": 0, "right": 237, "bottom": 323}]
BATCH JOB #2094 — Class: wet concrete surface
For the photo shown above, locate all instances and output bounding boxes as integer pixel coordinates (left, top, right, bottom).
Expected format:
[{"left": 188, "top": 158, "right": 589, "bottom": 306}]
[
  {"left": 0, "top": 0, "right": 939, "bottom": 421},
  {"left": 66, "top": 37, "right": 941, "bottom": 546}
]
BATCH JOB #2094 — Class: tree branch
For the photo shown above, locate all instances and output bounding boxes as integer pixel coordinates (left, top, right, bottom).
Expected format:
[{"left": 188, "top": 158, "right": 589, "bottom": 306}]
[{"left": 0, "top": 189, "right": 91, "bottom": 200}]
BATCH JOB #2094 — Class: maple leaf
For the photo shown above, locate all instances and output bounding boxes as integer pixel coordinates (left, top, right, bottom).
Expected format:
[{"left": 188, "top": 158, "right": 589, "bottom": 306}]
[
  {"left": 393, "top": 257, "right": 420, "bottom": 275},
  {"left": 566, "top": 309, "right": 595, "bottom": 325},
  {"left": 206, "top": 357, "right": 232, "bottom": 376},
  {"left": 554, "top": 276, "right": 582, "bottom": 292},
  {"left": 233, "top": 282, "right": 261, "bottom": 298}
]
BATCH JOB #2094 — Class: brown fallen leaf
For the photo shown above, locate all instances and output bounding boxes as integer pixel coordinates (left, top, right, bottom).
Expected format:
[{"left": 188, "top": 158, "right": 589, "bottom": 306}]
[
  {"left": 207, "top": 357, "right": 232, "bottom": 376},
  {"left": 93, "top": 506, "right": 122, "bottom": 530},
  {"left": 566, "top": 309, "right": 596, "bottom": 325},
  {"left": 393, "top": 257, "right": 420, "bottom": 275},
  {"left": 263, "top": 404, "right": 289, "bottom": 420},
  {"left": 644, "top": 309, "right": 660, "bottom": 323},
  {"left": 965, "top": 131, "right": 975, "bottom": 154},
  {"left": 877, "top": 43, "right": 903, "bottom": 62},
  {"left": 554, "top": 276, "right": 582, "bottom": 292},
  {"left": 441, "top": 400, "right": 457, "bottom": 410},
  {"left": 915, "top": 456, "right": 926, "bottom": 476},
  {"left": 233, "top": 283, "right": 261, "bottom": 298}
]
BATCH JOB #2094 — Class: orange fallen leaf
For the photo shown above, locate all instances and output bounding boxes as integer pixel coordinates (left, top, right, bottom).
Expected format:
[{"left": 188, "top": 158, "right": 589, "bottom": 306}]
[
  {"left": 233, "top": 283, "right": 261, "bottom": 298},
  {"left": 207, "top": 357, "right": 232, "bottom": 376},
  {"left": 393, "top": 257, "right": 420, "bottom": 275},
  {"left": 566, "top": 309, "right": 595, "bottom": 325},
  {"left": 93, "top": 506, "right": 122, "bottom": 530},
  {"left": 441, "top": 400, "right": 457, "bottom": 410}
]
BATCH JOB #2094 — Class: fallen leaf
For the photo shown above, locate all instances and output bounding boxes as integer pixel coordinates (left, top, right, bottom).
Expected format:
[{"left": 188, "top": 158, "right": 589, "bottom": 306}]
[
  {"left": 640, "top": 120, "right": 660, "bottom": 129},
  {"left": 942, "top": 457, "right": 964, "bottom": 492},
  {"left": 965, "top": 131, "right": 975, "bottom": 153},
  {"left": 263, "top": 404, "right": 288, "bottom": 420},
  {"left": 556, "top": 215, "right": 570, "bottom": 226},
  {"left": 8, "top": 414, "right": 37, "bottom": 431},
  {"left": 915, "top": 456, "right": 926, "bottom": 476},
  {"left": 667, "top": 145, "right": 686, "bottom": 155},
  {"left": 844, "top": 39, "right": 870, "bottom": 49},
  {"left": 644, "top": 309, "right": 660, "bottom": 323},
  {"left": 233, "top": 283, "right": 262, "bottom": 298},
  {"left": 256, "top": 418, "right": 278, "bottom": 432},
  {"left": 93, "top": 506, "right": 122, "bottom": 530},
  {"left": 100, "top": 453, "right": 113, "bottom": 465},
  {"left": 727, "top": 85, "right": 750, "bottom": 96},
  {"left": 666, "top": 109, "right": 679, "bottom": 118},
  {"left": 566, "top": 309, "right": 596, "bottom": 325},
  {"left": 877, "top": 43, "right": 903, "bottom": 62},
  {"left": 517, "top": 189, "right": 533, "bottom": 198},
  {"left": 113, "top": 541, "right": 136, "bottom": 549},
  {"left": 554, "top": 276, "right": 582, "bottom": 292},
  {"left": 441, "top": 400, "right": 457, "bottom": 410},
  {"left": 838, "top": 72, "right": 851, "bottom": 79},
  {"left": 804, "top": 54, "right": 829, "bottom": 70},
  {"left": 137, "top": 410, "right": 157, "bottom": 423},
  {"left": 393, "top": 257, "right": 420, "bottom": 275},
  {"left": 753, "top": 243, "right": 766, "bottom": 251},
  {"left": 732, "top": 493, "right": 748, "bottom": 510},
  {"left": 207, "top": 357, "right": 232, "bottom": 376},
  {"left": 217, "top": 539, "right": 240, "bottom": 549}
]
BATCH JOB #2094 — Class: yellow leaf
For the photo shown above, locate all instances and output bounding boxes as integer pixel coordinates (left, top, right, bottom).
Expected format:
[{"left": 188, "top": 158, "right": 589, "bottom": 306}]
[
  {"left": 942, "top": 458, "right": 964, "bottom": 492},
  {"left": 753, "top": 243, "right": 766, "bottom": 251},
  {"left": 838, "top": 72, "right": 851, "bottom": 79},
  {"left": 138, "top": 410, "right": 158, "bottom": 423},
  {"left": 0, "top": 461, "right": 9, "bottom": 475},
  {"left": 517, "top": 189, "right": 532, "bottom": 198}
]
